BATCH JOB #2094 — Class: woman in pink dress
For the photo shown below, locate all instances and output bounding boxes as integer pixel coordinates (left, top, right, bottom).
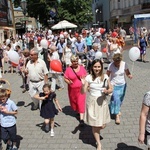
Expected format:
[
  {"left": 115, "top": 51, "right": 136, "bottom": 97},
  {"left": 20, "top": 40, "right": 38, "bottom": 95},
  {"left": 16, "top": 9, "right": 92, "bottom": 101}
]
[{"left": 64, "top": 55, "right": 87, "bottom": 126}]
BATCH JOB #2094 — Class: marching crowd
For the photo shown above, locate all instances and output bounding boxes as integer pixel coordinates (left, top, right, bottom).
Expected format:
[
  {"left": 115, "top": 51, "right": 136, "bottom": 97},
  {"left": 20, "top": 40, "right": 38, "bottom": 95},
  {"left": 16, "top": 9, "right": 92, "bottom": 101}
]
[{"left": 0, "top": 26, "right": 149, "bottom": 150}]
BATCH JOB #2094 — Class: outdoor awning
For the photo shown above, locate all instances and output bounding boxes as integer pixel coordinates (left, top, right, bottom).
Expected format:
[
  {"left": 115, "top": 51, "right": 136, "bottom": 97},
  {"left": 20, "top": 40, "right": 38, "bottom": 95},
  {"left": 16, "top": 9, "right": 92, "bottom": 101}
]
[
  {"left": 134, "top": 13, "right": 150, "bottom": 19},
  {"left": 0, "top": 27, "right": 15, "bottom": 30}
]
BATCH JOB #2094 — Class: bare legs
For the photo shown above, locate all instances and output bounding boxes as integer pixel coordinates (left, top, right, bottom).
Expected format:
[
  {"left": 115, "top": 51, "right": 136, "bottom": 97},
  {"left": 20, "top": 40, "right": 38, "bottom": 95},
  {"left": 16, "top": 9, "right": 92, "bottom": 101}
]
[
  {"left": 115, "top": 112, "right": 121, "bottom": 124},
  {"left": 92, "top": 126, "right": 102, "bottom": 150},
  {"left": 44, "top": 118, "right": 54, "bottom": 134},
  {"left": 80, "top": 113, "right": 84, "bottom": 120}
]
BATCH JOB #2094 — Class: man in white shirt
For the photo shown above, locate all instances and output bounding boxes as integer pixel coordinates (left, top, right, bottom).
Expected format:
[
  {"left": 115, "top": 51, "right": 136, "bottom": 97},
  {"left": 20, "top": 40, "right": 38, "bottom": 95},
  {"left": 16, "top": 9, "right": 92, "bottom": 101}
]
[{"left": 25, "top": 48, "right": 49, "bottom": 110}]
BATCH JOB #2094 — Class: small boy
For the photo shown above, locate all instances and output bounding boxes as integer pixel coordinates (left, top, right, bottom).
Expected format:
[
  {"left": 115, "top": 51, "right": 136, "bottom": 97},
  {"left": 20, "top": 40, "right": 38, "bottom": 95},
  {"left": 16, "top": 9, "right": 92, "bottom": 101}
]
[{"left": 0, "top": 88, "right": 18, "bottom": 150}]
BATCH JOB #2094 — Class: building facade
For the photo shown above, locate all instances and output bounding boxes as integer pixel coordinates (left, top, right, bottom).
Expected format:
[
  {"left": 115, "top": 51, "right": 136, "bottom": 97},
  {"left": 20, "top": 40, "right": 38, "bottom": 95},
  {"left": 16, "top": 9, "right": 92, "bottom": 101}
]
[
  {"left": 92, "top": 0, "right": 110, "bottom": 31},
  {"left": 14, "top": 7, "right": 37, "bottom": 37},
  {"left": 0, "top": 0, "right": 15, "bottom": 43},
  {"left": 110, "top": 0, "right": 150, "bottom": 33}
]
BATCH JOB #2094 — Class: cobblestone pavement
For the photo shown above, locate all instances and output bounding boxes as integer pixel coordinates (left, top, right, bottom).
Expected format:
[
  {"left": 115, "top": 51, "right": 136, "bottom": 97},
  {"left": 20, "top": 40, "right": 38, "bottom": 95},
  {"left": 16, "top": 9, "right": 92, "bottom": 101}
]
[{"left": 1, "top": 45, "right": 150, "bottom": 150}]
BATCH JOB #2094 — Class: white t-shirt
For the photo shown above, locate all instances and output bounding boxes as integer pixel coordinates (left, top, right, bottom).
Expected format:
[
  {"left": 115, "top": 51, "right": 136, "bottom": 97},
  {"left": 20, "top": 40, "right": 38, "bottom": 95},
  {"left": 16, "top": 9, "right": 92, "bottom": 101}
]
[
  {"left": 143, "top": 91, "right": 150, "bottom": 133},
  {"left": 107, "top": 61, "right": 128, "bottom": 86},
  {"left": 85, "top": 74, "right": 109, "bottom": 97}
]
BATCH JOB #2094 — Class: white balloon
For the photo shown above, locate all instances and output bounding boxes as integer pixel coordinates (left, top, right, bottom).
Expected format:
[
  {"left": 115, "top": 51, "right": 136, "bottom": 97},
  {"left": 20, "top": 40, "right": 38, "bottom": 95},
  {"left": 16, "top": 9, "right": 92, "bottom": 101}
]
[
  {"left": 95, "top": 51, "right": 103, "bottom": 59},
  {"left": 40, "top": 39, "right": 48, "bottom": 49},
  {"left": 48, "top": 30, "right": 52, "bottom": 35},
  {"left": 7, "top": 50, "right": 20, "bottom": 65},
  {"left": 129, "top": 47, "right": 140, "bottom": 61},
  {"left": 6, "top": 39, "right": 10, "bottom": 45}
]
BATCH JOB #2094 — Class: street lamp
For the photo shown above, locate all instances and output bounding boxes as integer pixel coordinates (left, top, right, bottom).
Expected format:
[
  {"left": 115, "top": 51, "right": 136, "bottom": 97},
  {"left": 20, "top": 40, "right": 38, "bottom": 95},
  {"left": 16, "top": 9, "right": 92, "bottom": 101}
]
[{"left": 21, "top": 0, "right": 27, "bottom": 32}]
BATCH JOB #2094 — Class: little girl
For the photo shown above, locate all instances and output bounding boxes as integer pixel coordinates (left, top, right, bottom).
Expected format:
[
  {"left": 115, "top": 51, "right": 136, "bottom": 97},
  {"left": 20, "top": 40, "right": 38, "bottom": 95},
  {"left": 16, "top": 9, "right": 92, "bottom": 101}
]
[{"left": 34, "top": 84, "right": 62, "bottom": 136}]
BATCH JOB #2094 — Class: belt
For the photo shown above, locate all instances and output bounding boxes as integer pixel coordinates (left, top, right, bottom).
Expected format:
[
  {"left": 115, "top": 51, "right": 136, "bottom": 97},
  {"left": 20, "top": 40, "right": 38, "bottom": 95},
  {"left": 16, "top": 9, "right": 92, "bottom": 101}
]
[{"left": 30, "top": 79, "right": 44, "bottom": 83}]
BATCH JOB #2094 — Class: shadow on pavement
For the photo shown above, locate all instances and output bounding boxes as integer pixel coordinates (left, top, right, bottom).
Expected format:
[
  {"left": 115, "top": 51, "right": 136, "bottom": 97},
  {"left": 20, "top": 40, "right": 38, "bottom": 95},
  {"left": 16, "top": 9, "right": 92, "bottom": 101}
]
[
  {"left": 16, "top": 135, "right": 23, "bottom": 148},
  {"left": 36, "top": 122, "right": 45, "bottom": 132},
  {"left": 62, "top": 106, "right": 77, "bottom": 119},
  {"left": 36, "top": 122, "right": 61, "bottom": 132},
  {"left": 115, "top": 143, "right": 143, "bottom": 150},
  {"left": 72, "top": 124, "right": 103, "bottom": 149},
  {"left": 16, "top": 101, "right": 25, "bottom": 107},
  {"left": 24, "top": 102, "right": 33, "bottom": 108}
]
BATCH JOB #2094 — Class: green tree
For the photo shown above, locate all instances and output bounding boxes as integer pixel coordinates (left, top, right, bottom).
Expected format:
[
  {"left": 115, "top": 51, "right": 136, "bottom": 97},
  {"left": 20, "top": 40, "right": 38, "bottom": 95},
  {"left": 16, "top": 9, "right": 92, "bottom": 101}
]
[
  {"left": 14, "top": 0, "right": 93, "bottom": 28},
  {"left": 57, "top": 0, "right": 93, "bottom": 28}
]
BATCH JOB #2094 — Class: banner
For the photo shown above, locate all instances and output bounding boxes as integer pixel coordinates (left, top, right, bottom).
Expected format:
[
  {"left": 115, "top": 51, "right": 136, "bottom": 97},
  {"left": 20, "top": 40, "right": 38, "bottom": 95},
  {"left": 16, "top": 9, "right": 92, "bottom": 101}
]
[{"left": 0, "top": 0, "right": 13, "bottom": 27}]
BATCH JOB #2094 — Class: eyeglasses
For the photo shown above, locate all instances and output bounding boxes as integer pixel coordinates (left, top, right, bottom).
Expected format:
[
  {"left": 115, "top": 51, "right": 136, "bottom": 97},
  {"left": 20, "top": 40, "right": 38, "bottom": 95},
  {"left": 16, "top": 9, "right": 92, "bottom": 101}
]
[
  {"left": 30, "top": 54, "right": 36, "bottom": 56},
  {"left": 0, "top": 98, "right": 6, "bottom": 101}
]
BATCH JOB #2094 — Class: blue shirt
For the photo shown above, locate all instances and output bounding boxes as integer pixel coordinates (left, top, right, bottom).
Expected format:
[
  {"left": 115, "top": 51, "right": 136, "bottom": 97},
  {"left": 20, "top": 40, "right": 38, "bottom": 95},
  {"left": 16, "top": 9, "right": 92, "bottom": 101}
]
[
  {"left": 0, "top": 99, "right": 18, "bottom": 127},
  {"left": 86, "top": 49, "right": 98, "bottom": 61},
  {"left": 56, "top": 42, "right": 66, "bottom": 53},
  {"left": 75, "top": 41, "right": 86, "bottom": 52}
]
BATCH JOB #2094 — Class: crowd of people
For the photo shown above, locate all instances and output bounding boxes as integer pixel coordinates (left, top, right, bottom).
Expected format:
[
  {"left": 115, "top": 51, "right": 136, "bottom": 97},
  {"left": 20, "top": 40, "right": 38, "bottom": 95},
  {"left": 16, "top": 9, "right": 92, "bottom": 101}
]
[{"left": 0, "top": 26, "right": 149, "bottom": 150}]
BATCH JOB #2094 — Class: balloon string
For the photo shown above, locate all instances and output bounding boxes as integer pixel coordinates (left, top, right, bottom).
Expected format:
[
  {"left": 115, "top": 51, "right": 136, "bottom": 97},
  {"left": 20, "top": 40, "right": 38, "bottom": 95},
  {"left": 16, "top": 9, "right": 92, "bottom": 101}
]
[{"left": 131, "top": 61, "right": 134, "bottom": 75}]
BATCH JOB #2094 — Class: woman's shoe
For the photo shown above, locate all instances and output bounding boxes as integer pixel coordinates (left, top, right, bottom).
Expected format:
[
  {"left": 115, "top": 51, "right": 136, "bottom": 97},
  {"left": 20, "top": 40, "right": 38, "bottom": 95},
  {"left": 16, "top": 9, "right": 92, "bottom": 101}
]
[
  {"left": 115, "top": 115, "right": 120, "bottom": 125},
  {"left": 79, "top": 120, "right": 84, "bottom": 127}
]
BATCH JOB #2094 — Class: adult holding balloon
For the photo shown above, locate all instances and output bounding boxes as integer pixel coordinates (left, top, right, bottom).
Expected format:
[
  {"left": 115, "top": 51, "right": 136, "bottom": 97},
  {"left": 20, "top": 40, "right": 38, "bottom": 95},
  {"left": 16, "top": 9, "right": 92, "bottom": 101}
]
[
  {"left": 64, "top": 55, "right": 87, "bottom": 126},
  {"left": 48, "top": 45, "right": 64, "bottom": 91},
  {"left": 107, "top": 53, "right": 132, "bottom": 125}
]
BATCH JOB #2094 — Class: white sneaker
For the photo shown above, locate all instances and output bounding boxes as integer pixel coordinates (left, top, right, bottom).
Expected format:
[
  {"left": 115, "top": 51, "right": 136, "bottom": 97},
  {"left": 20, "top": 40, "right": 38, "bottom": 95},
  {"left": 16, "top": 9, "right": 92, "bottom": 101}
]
[{"left": 50, "top": 131, "right": 55, "bottom": 137}]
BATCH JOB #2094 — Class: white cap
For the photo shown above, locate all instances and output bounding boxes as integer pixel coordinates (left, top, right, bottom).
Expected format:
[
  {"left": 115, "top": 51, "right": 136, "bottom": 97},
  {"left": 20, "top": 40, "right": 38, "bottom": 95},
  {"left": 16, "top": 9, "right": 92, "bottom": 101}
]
[
  {"left": 63, "top": 31, "right": 68, "bottom": 35},
  {"left": 95, "top": 32, "right": 101, "bottom": 37},
  {"left": 60, "top": 34, "right": 64, "bottom": 39}
]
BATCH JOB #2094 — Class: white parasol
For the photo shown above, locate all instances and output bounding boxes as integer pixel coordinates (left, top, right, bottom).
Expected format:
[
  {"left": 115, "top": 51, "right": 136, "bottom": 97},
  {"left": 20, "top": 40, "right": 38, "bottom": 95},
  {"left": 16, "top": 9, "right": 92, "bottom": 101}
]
[{"left": 51, "top": 20, "right": 77, "bottom": 30}]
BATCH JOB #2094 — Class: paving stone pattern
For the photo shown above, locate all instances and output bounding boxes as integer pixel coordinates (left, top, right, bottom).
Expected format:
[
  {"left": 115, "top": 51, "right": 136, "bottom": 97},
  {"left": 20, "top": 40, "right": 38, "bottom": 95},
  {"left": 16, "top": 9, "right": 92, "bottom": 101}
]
[{"left": 1, "top": 45, "right": 150, "bottom": 150}]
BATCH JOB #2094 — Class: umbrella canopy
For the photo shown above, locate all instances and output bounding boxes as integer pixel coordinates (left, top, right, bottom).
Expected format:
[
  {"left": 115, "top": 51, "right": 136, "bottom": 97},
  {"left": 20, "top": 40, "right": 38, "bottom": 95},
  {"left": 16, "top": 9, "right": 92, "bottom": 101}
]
[{"left": 51, "top": 20, "right": 77, "bottom": 30}]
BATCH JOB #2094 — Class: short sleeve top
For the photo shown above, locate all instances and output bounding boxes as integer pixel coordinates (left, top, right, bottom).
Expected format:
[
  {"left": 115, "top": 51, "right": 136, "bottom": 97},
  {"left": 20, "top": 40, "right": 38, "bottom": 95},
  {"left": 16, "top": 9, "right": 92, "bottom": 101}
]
[
  {"left": 107, "top": 61, "right": 128, "bottom": 86},
  {"left": 85, "top": 74, "right": 109, "bottom": 97},
  {"left": 143, "top": 91, "right": 150, "bottom": 133},
  {"left": 0, "top": 99, "right": 18, "bottom": 127},
  {"left": 26, "top": 58, "right": 49, "bottom": 81},
  {"left": 39, "top": 92, "right": 56, "bottom": 102}
]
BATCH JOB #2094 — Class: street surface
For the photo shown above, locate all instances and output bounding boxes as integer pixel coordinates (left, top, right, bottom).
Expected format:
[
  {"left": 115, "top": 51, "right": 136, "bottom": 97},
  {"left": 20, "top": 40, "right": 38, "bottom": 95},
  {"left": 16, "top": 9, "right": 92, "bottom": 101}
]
[{"left": 1, "top": 41, "right": 150, "bottom": 150}]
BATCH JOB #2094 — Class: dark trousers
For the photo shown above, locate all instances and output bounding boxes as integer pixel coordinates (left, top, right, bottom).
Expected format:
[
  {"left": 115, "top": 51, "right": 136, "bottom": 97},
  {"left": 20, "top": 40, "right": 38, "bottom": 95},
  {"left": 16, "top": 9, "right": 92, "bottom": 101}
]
[{"left": 1, "top": 124, "right": 17, "bottom": 144}]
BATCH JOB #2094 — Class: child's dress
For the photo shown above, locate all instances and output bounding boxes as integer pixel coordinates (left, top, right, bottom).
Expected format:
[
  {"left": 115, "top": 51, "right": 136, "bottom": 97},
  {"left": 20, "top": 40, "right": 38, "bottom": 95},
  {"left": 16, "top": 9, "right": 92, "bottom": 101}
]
[{"left": 40, "top": 92, "right": 58, "bottom": 119}]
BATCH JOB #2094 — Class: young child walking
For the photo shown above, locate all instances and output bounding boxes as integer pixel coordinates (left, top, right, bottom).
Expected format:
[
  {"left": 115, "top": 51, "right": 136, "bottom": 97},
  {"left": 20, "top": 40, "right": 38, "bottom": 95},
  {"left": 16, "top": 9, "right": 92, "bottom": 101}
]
[
  {"left": 34, "top": 83, "right": 62, "bottom": 136},
  {"left": 0, "top": 88, "right": 18, "bottom": 150}
]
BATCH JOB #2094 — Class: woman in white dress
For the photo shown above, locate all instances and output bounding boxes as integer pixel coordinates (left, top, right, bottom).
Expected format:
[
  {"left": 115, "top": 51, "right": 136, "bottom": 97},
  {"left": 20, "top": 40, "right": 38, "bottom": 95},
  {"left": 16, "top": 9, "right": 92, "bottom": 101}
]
[
  {"left": 81, "top": 59, "right": 113, "bottom": 150},
  {"left": 63, "top": 41, "right": 72, "bottom": 68}
]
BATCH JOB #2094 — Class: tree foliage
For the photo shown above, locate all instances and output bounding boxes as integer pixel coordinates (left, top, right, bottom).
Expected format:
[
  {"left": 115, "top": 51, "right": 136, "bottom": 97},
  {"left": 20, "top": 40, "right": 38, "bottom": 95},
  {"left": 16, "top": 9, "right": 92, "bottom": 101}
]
[
  {"left": 57, "top": 0, "right": 93, "bottom": 28},
  {"left": 14, "top": 0, "right": 93, "bottom": 28}
]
